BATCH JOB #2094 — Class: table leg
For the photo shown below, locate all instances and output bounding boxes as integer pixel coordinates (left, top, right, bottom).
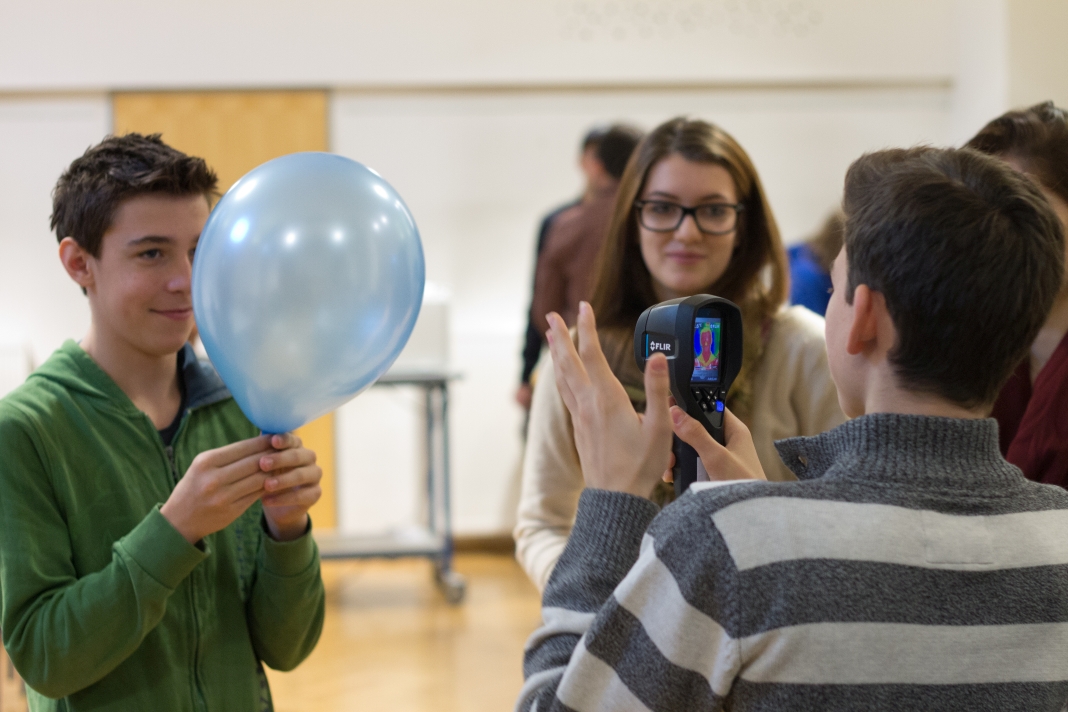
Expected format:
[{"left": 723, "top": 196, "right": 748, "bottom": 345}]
[{"left": 431, "top": 382, "right": 465, "bottom": 604}]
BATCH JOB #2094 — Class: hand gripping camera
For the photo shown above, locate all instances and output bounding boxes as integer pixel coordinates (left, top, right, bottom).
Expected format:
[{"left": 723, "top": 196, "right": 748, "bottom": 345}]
[{"left": 634, "top": 295, "right": 743, "bottom": 495}]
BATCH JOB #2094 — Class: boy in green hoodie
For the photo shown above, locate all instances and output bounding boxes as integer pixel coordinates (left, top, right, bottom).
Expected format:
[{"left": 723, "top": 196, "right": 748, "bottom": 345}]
[{"left": 0, "top": 133, "right": 326, "bottom": 711}]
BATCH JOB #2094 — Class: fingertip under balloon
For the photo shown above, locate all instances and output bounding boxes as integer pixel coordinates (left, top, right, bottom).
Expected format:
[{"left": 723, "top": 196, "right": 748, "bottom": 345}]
[{"left": 261, "top": 432, "right": 286, "bottom": 451}]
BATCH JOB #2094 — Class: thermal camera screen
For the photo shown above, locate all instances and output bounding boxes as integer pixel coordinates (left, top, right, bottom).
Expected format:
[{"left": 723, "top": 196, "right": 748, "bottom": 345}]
[{"left": 692, "top": 317, "right": 721, "bottom": 383}]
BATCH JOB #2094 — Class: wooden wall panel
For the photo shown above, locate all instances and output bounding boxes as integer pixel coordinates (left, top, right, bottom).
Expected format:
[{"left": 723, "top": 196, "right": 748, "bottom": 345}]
[
  {"left": 112, "top": 91, "right": 337, "bottom": 529},
  {"left": 113, "top": 92, "right": 328, "bottom": 189}
]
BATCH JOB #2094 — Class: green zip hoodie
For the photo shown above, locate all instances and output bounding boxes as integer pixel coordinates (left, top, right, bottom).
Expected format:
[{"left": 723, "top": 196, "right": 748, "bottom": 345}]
[{"left": 0, "top": 341, "right": 325, "bottom": 711}]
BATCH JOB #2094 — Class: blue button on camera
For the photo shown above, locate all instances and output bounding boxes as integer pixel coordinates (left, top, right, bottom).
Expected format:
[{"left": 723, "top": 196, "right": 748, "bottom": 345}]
[{"left": 716, "top": 401, "right": 724, "bottom": 412}]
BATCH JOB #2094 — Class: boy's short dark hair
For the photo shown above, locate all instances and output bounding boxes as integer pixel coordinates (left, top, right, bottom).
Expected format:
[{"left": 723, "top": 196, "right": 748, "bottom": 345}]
[
  {"left": 51, "top": 133, "right": 218, "bottom": 257},
  {"left": 594, "top": 124, "right": 643, "bottom": 180},
  {"left": 581, "top": 123, "right": 644, "bottom": 180},
  {"left": 842, "top": 146, "right": 1065, "bottom": 408}
]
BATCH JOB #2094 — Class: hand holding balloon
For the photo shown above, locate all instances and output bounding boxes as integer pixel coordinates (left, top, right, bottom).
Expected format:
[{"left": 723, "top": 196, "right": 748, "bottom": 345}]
[
  {"left": 193, "top": 152, "right": 426, "bottom": 434},
  {"left": 259, "top": 433, "right": 322, "bottom": 542},
  {"left": 159, "top": 433, "right": 321, "bottom": 545},
  {"left": 161, "top": 435, "right": 277, "bottom": 545}
]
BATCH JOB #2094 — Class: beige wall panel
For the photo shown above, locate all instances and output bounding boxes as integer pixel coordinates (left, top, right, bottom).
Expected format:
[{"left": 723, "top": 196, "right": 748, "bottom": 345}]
[
  {"left": 111, "top": 91, "right": 337, "bottom": 529},
  {"left": 1007, "top": 0, "right": 1068, "bottom": 109}
]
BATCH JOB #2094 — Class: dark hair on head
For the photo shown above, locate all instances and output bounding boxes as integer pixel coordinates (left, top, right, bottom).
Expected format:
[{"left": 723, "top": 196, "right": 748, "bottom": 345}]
[
  {"left": 965, "top": 101, "right": 1068, "bottom": 205},
  {"left": 594, "top": 124, "right": 644, "bottom": 180},
  {"left": 51, "top": 133, "right": 219, "bottom": 257},
  {"left": 582, "top": 125, "right": 607, "bottom": 151},
  {"left": 842, "top": 146, "right": 1065, "bottom": 408},
  {"left": 591, "top": 116, "right": 787, "bottom": 330}
]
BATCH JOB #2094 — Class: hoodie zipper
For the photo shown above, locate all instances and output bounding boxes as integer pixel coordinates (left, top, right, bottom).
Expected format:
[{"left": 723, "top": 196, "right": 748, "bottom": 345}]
[
  {"left": 165, "top": 445, "right": 180, "bottom": 484},
  {"left": 159, "top": 414, "right": 208, "bottom": 712}
]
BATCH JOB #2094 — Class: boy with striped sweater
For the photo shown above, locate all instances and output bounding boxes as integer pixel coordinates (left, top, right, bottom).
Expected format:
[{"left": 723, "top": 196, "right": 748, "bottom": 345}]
[{"left": 519, "top": 146, "right": 1068, "bottom": 711}]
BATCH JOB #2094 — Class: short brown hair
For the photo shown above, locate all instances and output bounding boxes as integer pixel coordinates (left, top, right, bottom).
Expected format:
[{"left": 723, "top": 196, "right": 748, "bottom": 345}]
[
  {"left": 590, "top": 117, "right": 788, "bottom": 330},
  {"left": 51, "top": 133, "right": 218, "bottom": 257},
  {"left": 965, "top": 101, "right": 1068, "bottom": 204},
  {"left": 842, "top": 147, "right": 1064, "bottom": 408},
  {"left": 593, "top": 124, "right": 644, "bottom": 181}
]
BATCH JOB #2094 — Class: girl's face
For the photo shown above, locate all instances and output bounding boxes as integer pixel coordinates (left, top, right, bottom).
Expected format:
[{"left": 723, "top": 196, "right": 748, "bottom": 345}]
[
  {"left": 700, "top": 328, "right": 712, "bottom": 353},
  {"left": 638, "top": 153, "right": 740, "bottom": 301}
]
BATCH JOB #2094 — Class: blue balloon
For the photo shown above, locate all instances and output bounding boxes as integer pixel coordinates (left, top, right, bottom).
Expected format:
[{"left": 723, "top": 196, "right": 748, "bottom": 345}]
[{"left": 192, "top": 152, "right": 425, "bottom": 433}]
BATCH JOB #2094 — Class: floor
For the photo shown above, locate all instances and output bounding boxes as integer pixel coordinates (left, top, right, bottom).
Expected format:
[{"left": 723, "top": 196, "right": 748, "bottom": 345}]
[{"left": 265, "top": 554, "right": 542, "bottom": 712}]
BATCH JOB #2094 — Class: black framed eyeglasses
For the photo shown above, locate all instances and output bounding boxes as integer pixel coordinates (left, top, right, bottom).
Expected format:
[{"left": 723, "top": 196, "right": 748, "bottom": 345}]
[{"left": 634, "top": 200, "right": 744, "bottom": 235}]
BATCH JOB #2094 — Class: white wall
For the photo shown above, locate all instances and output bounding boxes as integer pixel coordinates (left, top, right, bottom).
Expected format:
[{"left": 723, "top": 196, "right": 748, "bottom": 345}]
[
  {"left": 0, "top": 95, "right": 107, "bottom": 365},
  {"left": 949, "top": 0, "right": 1009, "bottom": 144},
  {"left": 335, "top": 386, "right": 423, "bottom": 535},
  {"left": 0, "top": 0, "right": 1040, "bottom": 535}
]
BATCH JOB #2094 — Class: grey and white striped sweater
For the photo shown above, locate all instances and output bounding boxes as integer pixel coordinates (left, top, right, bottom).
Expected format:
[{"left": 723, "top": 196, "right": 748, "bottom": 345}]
[{"left": 517, "top": 414, "right": 1068, "bottom": 711}]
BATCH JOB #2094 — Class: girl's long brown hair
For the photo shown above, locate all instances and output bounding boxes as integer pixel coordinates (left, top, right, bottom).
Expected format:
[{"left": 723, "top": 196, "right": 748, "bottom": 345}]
[{"left": 589, "top": 117, "right": 789, "bottom": 425}]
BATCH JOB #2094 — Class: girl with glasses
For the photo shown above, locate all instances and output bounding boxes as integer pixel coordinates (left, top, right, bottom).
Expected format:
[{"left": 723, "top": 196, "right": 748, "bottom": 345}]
[{"left": 515, "top": 117, "right": 846, "bottom": 591}]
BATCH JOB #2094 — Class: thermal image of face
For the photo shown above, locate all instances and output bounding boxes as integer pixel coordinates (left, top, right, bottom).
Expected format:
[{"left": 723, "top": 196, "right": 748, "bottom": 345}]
[{"left": 695, "top": 323, "right": 718, "bottom": 369}]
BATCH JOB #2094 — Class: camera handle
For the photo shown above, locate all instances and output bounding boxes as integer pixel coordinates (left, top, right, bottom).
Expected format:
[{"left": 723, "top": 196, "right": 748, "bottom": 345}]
[{"left": 671, "top": 391, "right": 725, "bottom": 496}]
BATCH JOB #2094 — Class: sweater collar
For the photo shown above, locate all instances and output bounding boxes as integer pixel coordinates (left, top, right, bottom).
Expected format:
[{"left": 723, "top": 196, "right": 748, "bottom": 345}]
[{"left": 774, "top": 413, "right": 1024, "bottom": 491}]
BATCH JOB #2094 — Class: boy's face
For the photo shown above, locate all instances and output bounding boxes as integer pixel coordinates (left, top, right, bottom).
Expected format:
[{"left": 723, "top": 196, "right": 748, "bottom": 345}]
[
  {"left": 824, "top": 246, "right": 865, "bottom": 418},
  {"left": 82, "top": 194, "right": 209, "bottom": 358}
]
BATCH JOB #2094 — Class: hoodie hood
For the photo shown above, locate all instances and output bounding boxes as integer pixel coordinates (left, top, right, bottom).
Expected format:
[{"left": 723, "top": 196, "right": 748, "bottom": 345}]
[{"left": 29, "top": 340, "right": 231, "bottom": 415}]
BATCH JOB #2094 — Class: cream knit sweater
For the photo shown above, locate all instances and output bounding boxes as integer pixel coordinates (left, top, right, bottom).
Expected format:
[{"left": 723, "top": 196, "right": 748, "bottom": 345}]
[{"left": 514, "top": 305, "right": 846, "bottom": 591}]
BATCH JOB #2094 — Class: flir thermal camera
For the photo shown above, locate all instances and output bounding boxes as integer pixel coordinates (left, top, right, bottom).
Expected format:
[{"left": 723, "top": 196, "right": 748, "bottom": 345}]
[{"left": 634, "top": 295, "right": 743, "bottom": 495}]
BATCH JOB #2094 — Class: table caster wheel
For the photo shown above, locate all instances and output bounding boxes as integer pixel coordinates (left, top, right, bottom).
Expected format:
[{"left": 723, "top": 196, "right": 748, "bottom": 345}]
[{"left": 435, "top": 568, "right": 466, "bottom": 604}]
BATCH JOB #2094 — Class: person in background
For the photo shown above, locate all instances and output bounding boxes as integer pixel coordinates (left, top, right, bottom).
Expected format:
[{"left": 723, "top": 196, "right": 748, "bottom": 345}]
[
  {"left": 787, "top": 210, "right": 844, "bottom": 315},
  {"left": 516, "top": 123, "right": 643, "bottom": 410},
  {"left": 514, "top": 117, "right": 844, "bottom": 591},
  {"left": 967, "top": 101, "right": 1068, "bottom": 486}
]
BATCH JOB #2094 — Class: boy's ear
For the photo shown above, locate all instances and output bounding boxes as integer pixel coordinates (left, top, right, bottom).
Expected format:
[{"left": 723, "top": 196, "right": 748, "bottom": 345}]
[
  {"left": 58, "top": 237, "right": 94, "bottom": 292},
  {"left": 845, "top": 284, "right": 881, "bottom": 356}
]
